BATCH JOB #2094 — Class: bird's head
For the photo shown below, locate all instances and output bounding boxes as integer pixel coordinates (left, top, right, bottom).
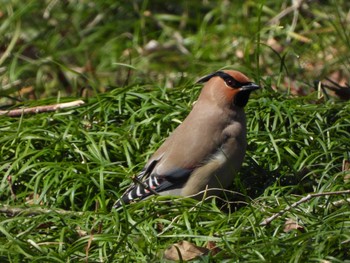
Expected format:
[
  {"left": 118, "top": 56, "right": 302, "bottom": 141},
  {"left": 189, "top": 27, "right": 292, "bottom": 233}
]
[{"left": 196, "top": 70, "right": 260, "bottom": 107}]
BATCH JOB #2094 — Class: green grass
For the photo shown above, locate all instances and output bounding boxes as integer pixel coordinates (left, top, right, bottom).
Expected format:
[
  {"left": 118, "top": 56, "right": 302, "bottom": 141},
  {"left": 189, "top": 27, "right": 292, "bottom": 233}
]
[{"left": 1, "top": 0, "right": 350, "bottom": 262}]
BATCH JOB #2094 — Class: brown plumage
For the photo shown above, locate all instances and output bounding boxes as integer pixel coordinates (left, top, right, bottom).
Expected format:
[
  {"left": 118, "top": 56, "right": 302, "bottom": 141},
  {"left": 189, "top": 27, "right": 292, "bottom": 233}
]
[{"left": 114, "top": 70, "right": 260, "bottom": 208}]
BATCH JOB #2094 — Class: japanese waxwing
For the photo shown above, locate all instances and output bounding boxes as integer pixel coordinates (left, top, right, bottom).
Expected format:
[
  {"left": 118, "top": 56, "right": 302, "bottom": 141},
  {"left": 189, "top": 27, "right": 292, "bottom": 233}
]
[{"left": 113, "top": 70, "right": 260, "bottom": 208}]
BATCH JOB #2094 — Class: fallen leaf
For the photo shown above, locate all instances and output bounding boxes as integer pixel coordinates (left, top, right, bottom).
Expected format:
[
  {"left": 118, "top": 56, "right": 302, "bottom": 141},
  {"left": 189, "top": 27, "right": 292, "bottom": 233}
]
[
  {"left": 206, "top": 241, "right": 221, "bottom": 256},
  {"left": 284, "top": 219, "right": 305, "bottom": 233},
  {"left": 76, "top": 226, "right": 88, "bottom": 237},
  {"left": 25, "top": 193, "right": 44, "bottom": 206},
  {"left": 164, "top": 240, "right": 209, "bottom": 261},
  {"left": 266, "top": 37, "right": 284, "bottom": 53},
  {"left": 343, "top": 160, "right": 350, "bottom": 183}
]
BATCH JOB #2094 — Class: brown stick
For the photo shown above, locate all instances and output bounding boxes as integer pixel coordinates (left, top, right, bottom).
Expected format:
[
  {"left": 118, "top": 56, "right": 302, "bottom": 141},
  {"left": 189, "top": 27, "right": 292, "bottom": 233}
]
[
  {"left": 260, "top": 190, "right": 350, "bottom": 226},
  {"left": 0, "top": 205, "right": 84, "bottom": 217},
  {"left": 0, "top": 100, "right": 85, "bottom": 117}
]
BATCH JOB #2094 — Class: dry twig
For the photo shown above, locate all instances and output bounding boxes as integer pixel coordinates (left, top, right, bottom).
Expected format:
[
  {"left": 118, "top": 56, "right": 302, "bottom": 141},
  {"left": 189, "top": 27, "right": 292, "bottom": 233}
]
[
  {"left": 260, "top": 190, "right": 350, "bottom": 226},
  {"left": 0, "top": 100, "right": 85, "bottom": 117},
  {"left": 0, "top": 205, "right": 84, "bottom": 217}
]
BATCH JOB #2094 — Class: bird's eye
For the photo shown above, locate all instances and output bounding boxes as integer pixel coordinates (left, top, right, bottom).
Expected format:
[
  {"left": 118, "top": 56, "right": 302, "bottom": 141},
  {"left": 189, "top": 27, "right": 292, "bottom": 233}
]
[
  {"left": 216, "top": 71, "right": 242, "bottom": 88},
  {"left": 225, "top": 78, "right": 235, "bottom": 87}
]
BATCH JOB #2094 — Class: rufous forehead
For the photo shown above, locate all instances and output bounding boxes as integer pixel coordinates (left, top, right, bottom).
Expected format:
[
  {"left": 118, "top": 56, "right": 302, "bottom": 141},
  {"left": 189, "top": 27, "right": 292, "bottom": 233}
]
[{"left": 222, "top": 70, "right": 251, "bottom": 83}]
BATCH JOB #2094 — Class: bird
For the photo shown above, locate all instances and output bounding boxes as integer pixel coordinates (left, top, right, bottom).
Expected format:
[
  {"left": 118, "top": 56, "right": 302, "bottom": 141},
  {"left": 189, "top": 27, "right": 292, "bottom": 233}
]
[{"left": 113, "top": 70, "right": 260, "bottom": 208}]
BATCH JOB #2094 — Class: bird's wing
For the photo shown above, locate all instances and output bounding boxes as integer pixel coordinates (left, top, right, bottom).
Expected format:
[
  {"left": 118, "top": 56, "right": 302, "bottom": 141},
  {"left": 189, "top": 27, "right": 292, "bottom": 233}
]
[
  {"left": 113, "top": 103, "right": 228, "bottom": 208},
  {"left": 113, "top": 156, "right": 193, "bottom": 208}
]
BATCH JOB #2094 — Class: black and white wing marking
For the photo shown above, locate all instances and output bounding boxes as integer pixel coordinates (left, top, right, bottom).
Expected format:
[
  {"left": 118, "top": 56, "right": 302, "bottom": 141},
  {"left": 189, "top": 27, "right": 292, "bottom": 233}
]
[{"left": 113, "top": 159, "right": 192, "bottom": 208}]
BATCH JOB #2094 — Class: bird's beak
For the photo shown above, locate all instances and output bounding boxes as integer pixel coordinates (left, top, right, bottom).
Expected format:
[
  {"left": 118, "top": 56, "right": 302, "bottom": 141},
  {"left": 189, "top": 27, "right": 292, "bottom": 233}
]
[{"left": 240, "top": 82, "right": 260, "bottom": 92}]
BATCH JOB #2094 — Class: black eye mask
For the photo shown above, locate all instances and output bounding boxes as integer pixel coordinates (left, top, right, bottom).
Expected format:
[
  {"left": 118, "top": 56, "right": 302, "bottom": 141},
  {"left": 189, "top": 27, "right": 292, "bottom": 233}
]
[{"left": 196, "top": 71, "right": 245, "bottom": 88}]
